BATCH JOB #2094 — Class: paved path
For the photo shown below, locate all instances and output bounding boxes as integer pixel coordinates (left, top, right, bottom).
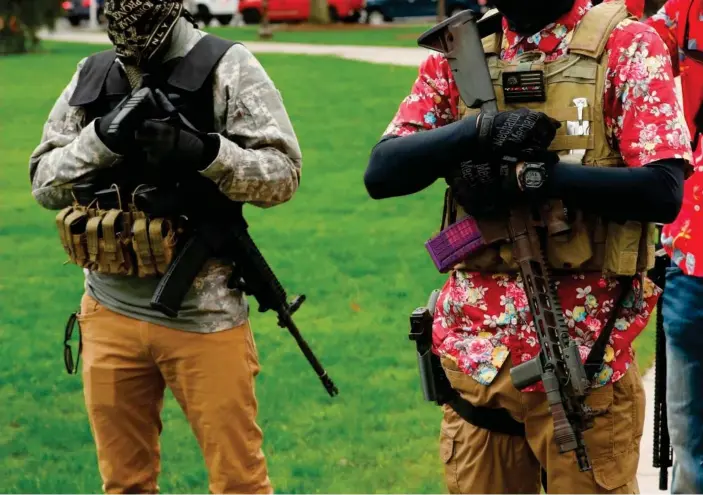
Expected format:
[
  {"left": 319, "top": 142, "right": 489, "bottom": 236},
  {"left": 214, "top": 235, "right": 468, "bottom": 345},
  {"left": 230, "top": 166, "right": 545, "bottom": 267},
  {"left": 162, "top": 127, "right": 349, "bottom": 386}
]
[
  {"left": 38, "top": 28, "right": 431, "bottom": 66},
  {"left": 37, "top": 27, "right": 669, "bottom": 493}
]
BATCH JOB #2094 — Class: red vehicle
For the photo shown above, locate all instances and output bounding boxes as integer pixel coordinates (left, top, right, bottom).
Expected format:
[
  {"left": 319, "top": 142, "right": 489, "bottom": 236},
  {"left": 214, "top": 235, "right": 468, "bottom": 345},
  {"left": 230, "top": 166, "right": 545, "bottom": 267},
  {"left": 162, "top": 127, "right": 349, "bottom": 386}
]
[{"left": 238, "top": 0, "right": 364, "bottom": 24}]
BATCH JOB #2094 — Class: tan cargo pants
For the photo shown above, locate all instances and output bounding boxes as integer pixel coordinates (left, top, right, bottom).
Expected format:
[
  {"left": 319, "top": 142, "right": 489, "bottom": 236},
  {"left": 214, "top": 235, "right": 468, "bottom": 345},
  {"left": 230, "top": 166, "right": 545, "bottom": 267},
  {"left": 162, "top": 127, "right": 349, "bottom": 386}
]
[
  {"left": 440, "top": 357, "right": 646, "bottom": 494},
  {"left": 78, "top": 294, "right": 272, "bottom": 494}
]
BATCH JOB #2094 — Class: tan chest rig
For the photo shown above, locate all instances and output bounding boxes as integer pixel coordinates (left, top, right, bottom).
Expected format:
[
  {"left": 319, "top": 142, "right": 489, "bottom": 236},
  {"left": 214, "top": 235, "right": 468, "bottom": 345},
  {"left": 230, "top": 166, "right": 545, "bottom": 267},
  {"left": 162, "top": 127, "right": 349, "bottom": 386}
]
[
  {"left": 55, "top": 187, "right": 182, "bottom": 278},
  {"left": 56, "top": 64, "right": 183, "bottom": 279},
  {"left": 446, "top": 1, "right": 656, "bottom": 277}
]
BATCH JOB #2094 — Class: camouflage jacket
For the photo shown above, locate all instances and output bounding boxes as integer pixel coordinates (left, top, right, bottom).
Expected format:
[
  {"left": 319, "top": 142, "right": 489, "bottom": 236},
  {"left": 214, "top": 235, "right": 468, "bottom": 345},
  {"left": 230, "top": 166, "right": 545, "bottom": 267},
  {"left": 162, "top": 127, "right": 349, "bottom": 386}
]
[{"left": 29, "top": 19, "right": 303, "bottom": 333}]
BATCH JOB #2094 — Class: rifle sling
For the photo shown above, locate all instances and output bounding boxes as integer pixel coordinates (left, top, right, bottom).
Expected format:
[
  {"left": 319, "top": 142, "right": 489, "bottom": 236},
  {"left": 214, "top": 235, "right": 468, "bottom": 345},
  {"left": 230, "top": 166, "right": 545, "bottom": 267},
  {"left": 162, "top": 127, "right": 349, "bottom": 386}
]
[{"left": 583, "top": 275, "right": 637, "bottom": 379}]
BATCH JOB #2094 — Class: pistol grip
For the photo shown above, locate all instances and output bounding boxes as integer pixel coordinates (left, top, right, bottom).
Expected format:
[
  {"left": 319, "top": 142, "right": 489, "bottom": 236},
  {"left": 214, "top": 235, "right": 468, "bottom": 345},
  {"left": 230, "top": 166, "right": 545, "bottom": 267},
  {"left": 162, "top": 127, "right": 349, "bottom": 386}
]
[{"left": 510, "top": 357, "right": 543, "bottom": 390}]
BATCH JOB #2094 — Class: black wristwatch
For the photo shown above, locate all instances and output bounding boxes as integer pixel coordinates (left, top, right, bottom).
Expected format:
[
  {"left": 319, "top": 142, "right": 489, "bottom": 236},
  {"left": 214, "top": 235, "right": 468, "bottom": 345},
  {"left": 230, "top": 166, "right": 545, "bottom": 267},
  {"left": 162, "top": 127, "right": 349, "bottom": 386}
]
[{"left": 518, "top": 162, "right": 548, "bottom": 192}]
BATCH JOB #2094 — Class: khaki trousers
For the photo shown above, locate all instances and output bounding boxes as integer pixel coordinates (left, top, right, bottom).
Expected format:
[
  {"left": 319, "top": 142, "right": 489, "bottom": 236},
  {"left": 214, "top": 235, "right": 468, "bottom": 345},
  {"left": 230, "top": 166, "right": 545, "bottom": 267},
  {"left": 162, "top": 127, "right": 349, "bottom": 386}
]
[
  {"left": 78, "top": 294, "right": 272, "bottom": 494},
  {"left": 440, "top": 358, "right": 646, "bottom": 494}
]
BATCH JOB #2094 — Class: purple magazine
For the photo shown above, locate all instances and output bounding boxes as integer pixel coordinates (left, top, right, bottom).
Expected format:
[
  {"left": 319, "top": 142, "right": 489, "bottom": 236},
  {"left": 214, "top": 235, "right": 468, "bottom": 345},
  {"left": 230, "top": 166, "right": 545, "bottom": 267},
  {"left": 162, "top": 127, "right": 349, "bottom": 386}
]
[{"left": 425, "top": 216, "right": 486, "bottom": 273}]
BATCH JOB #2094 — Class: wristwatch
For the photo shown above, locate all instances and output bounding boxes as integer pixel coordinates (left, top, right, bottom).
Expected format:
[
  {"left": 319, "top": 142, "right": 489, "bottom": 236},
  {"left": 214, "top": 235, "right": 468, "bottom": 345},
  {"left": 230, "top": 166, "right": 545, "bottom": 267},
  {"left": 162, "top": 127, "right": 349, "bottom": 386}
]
[{"left": 518, "top": 162, "right": 548, "bottom": 192}]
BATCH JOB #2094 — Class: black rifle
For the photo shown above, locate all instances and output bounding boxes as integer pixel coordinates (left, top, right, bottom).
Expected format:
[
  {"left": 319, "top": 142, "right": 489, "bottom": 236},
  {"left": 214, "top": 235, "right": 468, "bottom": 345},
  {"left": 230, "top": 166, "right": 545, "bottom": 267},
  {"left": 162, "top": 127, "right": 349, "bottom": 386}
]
[
  {"left": 650, "top": 231, "right": 672, "bottom": 491},
  {"left": 105, "top": 85, "right": 339, "bottom": 398},
  {"left": 417, "top": 10, "right": 595, "bottom": 470}
]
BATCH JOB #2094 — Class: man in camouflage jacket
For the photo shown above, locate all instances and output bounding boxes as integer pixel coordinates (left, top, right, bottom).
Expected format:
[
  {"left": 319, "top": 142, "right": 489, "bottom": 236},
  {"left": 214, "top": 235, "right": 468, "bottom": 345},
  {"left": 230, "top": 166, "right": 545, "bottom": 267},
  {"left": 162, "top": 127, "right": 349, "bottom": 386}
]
[{"left": 28, "top": 1, "right": 301, "bottom": 492}]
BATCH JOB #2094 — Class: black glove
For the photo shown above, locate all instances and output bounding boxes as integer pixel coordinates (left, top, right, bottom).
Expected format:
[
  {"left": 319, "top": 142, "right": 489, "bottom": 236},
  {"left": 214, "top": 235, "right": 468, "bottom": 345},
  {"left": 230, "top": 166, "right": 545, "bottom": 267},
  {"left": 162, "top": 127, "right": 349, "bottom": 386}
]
[
  {"left": 448, "top": 150, "right": 560, "bottom": 216},
  {"left": 134, "top": 119, "right": 220, "bottom": 172},
  {"left": 95, "top": 89, "right": 158, "bottom": 155},
  {"left": 446, "top": 158, "right": 511, "bottom": 217},
  {"left": 478, "top": 108, "right": 561, "bottom": 160}
]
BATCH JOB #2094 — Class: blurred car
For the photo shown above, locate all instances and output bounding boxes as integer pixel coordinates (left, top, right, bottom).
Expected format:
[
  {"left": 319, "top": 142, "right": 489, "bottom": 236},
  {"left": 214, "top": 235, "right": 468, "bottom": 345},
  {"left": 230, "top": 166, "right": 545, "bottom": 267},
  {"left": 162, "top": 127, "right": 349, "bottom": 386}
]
[
  {"left": 238, "top": 0, "right": 364, "bottom": 24},
  {"left": 362, "top": 0, "right": 488, "bottom": 24},
  {"left": 184, "top": 0, "right": 239, "bottom": 25},
  {"left": 62, "top": 0, "right": 106, "bottom": 27}
]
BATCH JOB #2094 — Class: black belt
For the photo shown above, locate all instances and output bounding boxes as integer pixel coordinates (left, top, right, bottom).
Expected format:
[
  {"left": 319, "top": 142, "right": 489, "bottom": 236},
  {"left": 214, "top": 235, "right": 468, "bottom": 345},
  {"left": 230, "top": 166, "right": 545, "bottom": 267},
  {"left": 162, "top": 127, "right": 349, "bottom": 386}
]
[
  {"left": 445, "top": 390, "right": 525, "bottom": 436},
  {"left": 445, "top": 391, "right": 546, "bottom": 490}
]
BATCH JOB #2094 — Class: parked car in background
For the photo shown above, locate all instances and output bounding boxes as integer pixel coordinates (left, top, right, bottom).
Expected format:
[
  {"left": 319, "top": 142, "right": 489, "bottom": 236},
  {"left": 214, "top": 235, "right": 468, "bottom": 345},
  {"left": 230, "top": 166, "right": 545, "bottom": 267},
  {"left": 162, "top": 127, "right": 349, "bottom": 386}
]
[
  {"left": 362, "top": 0, "right": 488, "bottom": 24},
  {"left": 184, "top": 0, "right": 238, "bottom": 25},
  {"left": 238, "top": 0, "right": 364, "bottom": 24},
  {"left": 62, "top": 0, "right": 105, "bottom": 27}
]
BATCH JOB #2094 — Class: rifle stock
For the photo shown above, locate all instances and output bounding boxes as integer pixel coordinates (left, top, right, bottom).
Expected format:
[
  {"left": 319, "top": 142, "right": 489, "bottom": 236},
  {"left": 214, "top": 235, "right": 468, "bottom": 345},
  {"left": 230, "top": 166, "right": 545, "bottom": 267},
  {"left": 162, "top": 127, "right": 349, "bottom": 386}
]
[{"left": 419, "top": 11, "right": 594, "bottom": 471}]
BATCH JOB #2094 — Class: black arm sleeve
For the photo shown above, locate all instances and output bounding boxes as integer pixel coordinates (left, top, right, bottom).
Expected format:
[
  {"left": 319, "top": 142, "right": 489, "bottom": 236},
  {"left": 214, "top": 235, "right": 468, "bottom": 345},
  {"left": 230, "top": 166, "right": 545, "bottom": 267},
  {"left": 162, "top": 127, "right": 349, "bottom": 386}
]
[
  {"left": 364, "top": 116, "right": 479, "bottom": 199},
  {"left": 548, "top": 158, "right": 686, "bottom": 224}
]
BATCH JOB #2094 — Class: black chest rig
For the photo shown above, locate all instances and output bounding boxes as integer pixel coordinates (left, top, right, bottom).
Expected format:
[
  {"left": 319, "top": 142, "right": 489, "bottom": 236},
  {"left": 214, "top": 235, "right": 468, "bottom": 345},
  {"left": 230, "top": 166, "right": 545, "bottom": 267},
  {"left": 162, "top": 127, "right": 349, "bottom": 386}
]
[
  {"left": 56, "top": 35, "right": 237, "bottom": 279},
  {"left": 70, "top": 34, "right": 236, "bottom": 133}
]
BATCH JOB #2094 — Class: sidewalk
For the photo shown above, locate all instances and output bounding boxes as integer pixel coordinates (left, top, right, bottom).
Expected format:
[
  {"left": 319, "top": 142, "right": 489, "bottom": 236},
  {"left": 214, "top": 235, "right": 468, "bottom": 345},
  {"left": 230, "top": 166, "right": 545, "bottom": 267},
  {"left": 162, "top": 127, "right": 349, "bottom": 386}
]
[
  {"left": 37, "top": 28, "right": 431, "bottom": 66},
  {"left": 37, "top": 27, "right": 669, "bottom": 493}
]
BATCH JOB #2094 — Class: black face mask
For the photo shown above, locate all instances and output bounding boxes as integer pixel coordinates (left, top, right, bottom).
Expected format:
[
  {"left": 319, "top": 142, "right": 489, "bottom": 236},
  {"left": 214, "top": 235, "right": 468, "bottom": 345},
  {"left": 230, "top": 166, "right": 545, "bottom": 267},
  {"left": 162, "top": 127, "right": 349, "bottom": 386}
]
[{"left": 493, "top": 0, "right": 577, "bottom": 36}]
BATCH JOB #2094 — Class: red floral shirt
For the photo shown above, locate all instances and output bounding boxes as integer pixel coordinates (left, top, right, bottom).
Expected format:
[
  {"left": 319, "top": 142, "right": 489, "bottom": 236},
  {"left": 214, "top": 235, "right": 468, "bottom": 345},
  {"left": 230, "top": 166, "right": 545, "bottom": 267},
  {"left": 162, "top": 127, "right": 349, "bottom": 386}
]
[
  {"left": 647, "top": 0, "right": 703, "bottom": 277},
  {"left": 384, "top": 0, "right": 692, "bottom": 391}
]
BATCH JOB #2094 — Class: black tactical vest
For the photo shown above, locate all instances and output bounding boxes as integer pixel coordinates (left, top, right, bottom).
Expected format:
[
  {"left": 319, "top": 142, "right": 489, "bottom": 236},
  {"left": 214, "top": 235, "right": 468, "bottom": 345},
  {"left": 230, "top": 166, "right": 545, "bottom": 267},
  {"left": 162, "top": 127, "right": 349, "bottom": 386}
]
[
  {"left": 69, "top": 34, "right": 237, "bottom": 133},
  {"left": 67, "top": 34, "right": 237, "bottom": 194}
]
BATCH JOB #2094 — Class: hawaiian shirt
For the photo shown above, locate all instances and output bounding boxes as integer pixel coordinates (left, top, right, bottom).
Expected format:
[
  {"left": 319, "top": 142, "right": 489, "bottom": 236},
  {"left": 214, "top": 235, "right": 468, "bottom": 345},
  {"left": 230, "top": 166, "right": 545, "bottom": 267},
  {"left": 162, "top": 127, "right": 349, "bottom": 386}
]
[
  {"left": 648, "top": 0, "right": 703, "bottom": 277},
  {"left": 384, "top": 0, "right": 692, "bottom": 391}
]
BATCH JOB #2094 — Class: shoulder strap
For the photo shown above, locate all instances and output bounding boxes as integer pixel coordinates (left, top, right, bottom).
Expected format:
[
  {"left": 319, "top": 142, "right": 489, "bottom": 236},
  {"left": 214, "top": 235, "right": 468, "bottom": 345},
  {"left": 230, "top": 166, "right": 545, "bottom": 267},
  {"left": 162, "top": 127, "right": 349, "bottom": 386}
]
[
  {"left": 482, "top": 33, "right": 502, "bottom": 56},
  {"left": 69, "top": 49, "right": 118, "bottom": 107},
  {"left": 167, "top": 35, "right": 239, "bottom": 92},
  {"left": 569, "top": 0, "right": 633, "bottom": 59}
]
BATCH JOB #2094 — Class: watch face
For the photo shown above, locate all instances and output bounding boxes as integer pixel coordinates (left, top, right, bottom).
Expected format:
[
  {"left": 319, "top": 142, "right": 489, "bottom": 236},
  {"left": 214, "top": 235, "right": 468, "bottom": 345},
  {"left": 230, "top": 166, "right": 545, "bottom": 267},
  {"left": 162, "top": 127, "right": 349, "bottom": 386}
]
[{"left": 523, "top": 169, "right": 544, "bottom": 189}]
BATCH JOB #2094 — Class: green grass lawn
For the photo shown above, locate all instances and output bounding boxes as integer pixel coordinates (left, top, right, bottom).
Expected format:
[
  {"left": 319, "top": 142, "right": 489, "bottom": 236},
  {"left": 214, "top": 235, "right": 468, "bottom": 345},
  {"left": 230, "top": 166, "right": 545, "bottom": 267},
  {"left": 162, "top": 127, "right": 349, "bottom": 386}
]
[
  {"left": 206, "top": 23, "right": 432, "bottom": 47},
  {"left": 0, "top": 42, "right": 655, "bottom": 494}
]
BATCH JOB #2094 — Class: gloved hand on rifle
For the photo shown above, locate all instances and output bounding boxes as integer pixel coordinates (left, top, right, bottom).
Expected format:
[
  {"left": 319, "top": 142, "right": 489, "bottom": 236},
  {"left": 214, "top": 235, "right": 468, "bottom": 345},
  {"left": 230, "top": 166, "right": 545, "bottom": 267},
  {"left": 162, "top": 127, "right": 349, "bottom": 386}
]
[
  {"left": 447, "top": 106, "right": 561, "bottom": 217},
  {"left": 95, "top": 89, "right": 159, "bottom": 155},
  {"left": 479, "top": 107, "right": 561, "bottom": 160},
  {"left": 134, "top": 119, "right": 221, "bottom": 173},
  {"left": 448, "top": 149, "right": 561, "bottom": 216}
]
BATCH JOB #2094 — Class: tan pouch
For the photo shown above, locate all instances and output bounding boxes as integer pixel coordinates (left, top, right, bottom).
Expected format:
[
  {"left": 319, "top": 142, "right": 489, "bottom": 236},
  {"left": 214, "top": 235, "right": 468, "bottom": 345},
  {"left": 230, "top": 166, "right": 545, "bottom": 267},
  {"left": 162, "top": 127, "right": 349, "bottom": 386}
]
[
  {"left": 603, "top": 220, "right": 642, "bottom": 276},
  {"left": 458, "top": 246, "right": 504, "bottom": 271},
  {"left": 131, "top": 212, "right": 157, "bottom": 277},
  {"left": 546, "top": 213, "right": 593, "bottom": 269},
  {"left": 63, "top": 207, "right": 89, "bottom": 267},
  {"left": 101, "top": 209, "right": 135, "bottom": 276},
  {"left": 498, "top": 243, "right": 520, "bottom": 270},
  {"left": 85, "top": 210, "right": 106, "bottom": 272},
  {"left": 543, "top": 200, "right": 571, "bottom": 236},
  {"left": 588, "top": 217, "right": 607, "bottom": 269},
  {"left": 636, "top": 223, "right": 657, "bottom": 272},
  {"left": 147, "top": 218, "right": 177, "bottom": 275},
  {"left": 56, "top": 207, "right": 74, "bottom": 259}
]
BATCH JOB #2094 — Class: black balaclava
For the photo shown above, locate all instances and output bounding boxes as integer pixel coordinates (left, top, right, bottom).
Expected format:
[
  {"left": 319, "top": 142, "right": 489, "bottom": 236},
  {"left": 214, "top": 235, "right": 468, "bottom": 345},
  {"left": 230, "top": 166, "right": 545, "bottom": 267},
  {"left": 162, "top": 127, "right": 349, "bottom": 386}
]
[
  {"left": 104, "top": 0, "right": 184, "bottom": 68},
  {"left": 492, "top": 0, "right": 578, "bottom": 37}
]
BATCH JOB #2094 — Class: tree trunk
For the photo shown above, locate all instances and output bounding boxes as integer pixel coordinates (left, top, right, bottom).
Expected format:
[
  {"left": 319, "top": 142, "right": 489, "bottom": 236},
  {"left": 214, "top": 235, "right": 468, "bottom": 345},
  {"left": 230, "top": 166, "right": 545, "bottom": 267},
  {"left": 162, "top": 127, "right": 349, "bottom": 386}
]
[
  {"left": 0, "top": 0, "right": 61, "bottom": 56},
  {"left": 309, "top": 0, "right": 330, "bottom": 24},
  {"left": 0, "top": 16, "right": 26, "bottom": 55},
  {"left": 258, "top": 0, "right": 273, "bottom": 39},
  {"left": 436, "top": 0, "right": 446, "bottom": 22}
]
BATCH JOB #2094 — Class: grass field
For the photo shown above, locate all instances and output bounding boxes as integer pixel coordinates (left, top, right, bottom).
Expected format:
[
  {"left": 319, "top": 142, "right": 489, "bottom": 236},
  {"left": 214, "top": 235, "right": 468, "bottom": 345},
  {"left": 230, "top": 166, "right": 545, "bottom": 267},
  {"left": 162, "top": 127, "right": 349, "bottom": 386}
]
[{"left": 0, "top": 42, "right": 655, "bottom": 494}]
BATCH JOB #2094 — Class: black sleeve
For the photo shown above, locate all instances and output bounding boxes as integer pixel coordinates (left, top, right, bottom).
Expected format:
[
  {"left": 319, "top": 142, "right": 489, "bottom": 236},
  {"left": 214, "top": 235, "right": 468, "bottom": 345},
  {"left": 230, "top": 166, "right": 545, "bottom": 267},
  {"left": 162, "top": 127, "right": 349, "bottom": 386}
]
[
  {"left": 548, "top": 158, "right": 686, "bottom": 224},
  {"left": 364, "top": 116, "right": 479, "bottom": 199}
]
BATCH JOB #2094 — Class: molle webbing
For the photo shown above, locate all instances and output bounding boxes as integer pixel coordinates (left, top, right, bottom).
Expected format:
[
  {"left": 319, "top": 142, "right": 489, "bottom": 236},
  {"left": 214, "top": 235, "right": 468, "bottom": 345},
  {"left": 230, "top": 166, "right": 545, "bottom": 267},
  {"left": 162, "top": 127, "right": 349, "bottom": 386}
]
[
  {"left": 55, "top": 202, "right": 180, "bottom": 278},
  {"left": 443, "top": 1, "right": 653, "bottom": 276}
]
